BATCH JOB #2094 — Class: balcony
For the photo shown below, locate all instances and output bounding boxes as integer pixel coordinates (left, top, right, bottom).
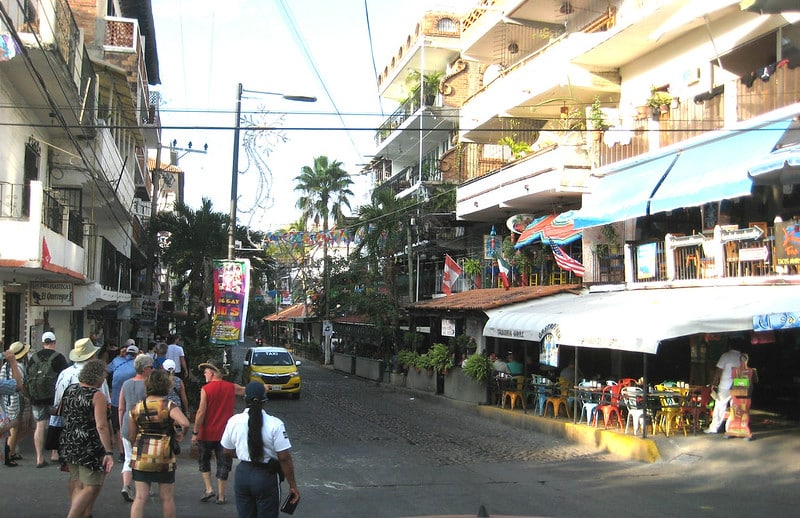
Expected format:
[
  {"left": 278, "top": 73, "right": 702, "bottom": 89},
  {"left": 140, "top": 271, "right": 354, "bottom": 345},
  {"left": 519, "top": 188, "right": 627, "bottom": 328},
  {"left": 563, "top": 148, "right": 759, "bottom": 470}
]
[
  {"left": 0, "top": 181, "right": 86, "bottom": 281},
  {"left": 455, "top": 142, "right": 592, "bottom": 222},
  {"left": 1, "top": 0, "right": 97, "bottom": 138},
  {"left": 599, "top": 66, "right": 800, "bottom": 167}
]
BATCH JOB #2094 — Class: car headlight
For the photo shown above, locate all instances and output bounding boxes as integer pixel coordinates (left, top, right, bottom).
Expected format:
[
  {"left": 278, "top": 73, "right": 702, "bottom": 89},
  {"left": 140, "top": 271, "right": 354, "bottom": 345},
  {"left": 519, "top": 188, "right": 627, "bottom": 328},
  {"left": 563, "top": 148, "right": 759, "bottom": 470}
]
[{"left": 288, "top": 371, "right": 299, "bottom": 378}]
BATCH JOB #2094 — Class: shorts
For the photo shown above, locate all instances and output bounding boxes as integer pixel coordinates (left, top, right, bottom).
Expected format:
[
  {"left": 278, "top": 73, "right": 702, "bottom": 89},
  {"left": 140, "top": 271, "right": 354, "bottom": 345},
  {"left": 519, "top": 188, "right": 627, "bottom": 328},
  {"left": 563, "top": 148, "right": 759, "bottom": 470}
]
[
  {"left": 32, "top": 404, "right": 51, "bottom": 422},
  {"left": 109, "top": 406, "right": 120, "bottom": 432},
  {"left": 68, "top": 464, "right": 106, "bottom": 486},
  {"left": 133, "top": 469, "right": 175, "bottom": 484},
  {"left": 197, "top": 440, "right": 232, "bottom": 480}
]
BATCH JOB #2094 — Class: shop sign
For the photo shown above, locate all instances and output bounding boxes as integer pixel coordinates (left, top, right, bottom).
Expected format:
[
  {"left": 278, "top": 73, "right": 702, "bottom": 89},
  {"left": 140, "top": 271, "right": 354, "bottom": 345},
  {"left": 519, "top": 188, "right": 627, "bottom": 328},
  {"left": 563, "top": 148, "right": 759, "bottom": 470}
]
[
  {"left": 774, "top": 220, "right": 800, "bottom": 265},
  {"left": 441, "top": 318, "right": 455, "bottom": 337},
  {"left": 538, "top": 323, "right": 560, "bottom": 368},
  {"left": 30, "top": 281, "right": 74, "bottom": 306},
  {"left": 753, "top": 312, "right": 800, "bottom": 331}
]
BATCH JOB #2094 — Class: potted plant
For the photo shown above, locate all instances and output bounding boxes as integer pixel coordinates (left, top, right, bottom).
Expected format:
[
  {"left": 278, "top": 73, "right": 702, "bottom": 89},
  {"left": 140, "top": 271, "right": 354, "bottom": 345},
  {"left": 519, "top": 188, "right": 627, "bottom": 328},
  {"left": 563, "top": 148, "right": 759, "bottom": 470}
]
[
  {"left": 588, "top": 96, "right": 609, "bottom": 141},
  {"left": 397, "top": 349, "right": 420, "bottom": 373},
  {"left": 462, "top": 258, "right": 483, "bottom": 289},
  {"left": 498, "top": 136, "right": 532, "bottom": 160},
  {"left": 647, "top": 86, "right": 672, "bottom": 118},
  {"left": 462, "top": 353, "right": 492, "bottom": 382},
  {"left": 428, "top": 343, "right": 454, "bottom": 374},
  {"left": 406, "top": 70, "right": 444, "bottom": 106}
]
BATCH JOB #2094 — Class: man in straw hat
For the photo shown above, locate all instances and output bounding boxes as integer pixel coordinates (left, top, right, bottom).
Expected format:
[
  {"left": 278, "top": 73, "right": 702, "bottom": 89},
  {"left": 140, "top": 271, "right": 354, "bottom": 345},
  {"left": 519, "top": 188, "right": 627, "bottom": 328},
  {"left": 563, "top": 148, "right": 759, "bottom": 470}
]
[
  {"left": 28, "top": 331, "right": 68, "bottom": 467},
  {"left": 3, "top": 341, "right": 30, "bottom": 465},
  {"left": 191, "top": 359, "right": 245, "bottom": 505}
]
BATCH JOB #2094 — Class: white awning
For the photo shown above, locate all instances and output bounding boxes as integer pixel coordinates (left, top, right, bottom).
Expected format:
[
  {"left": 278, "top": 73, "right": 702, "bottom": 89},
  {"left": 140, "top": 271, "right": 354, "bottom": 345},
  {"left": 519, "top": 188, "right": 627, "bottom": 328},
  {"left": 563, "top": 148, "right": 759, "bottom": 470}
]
[{"left": 483, "top": 285, "right": 800, "bottom": 354}]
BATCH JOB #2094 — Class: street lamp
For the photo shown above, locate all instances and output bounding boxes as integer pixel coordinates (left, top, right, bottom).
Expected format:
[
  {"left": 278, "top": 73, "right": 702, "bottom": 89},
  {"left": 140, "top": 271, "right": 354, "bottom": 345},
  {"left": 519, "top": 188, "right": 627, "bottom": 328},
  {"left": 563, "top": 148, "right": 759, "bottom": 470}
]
[{"left": 228, "top": 83, "right": 317, "bottom": 260}]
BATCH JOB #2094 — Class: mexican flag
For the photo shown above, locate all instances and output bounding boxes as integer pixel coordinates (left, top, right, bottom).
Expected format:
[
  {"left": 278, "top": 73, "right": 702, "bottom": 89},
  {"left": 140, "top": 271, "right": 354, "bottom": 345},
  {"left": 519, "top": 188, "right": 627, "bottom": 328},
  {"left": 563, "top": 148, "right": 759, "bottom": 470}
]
[{"left": 497, "top": 256, "right": 511, "bottom": 290}]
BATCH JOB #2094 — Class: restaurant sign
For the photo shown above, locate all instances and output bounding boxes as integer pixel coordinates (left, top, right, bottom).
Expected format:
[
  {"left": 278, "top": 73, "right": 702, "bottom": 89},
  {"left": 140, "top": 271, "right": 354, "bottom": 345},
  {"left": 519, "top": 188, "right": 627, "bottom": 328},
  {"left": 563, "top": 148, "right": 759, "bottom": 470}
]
[
  {"left": 441, "top": 318, "right": 455, "bottom": 337},
  {"left": 30, "top": 281, "right": 74, "bottom": 306},
  {"left": 774, "top": 220, "right": 800, "bottom": 265},
  {"left": 753, "top": 312, "right": 800, "bottom": 331},
  {"left": 538, "top": 323, "right": 560, "bottom": 368}
]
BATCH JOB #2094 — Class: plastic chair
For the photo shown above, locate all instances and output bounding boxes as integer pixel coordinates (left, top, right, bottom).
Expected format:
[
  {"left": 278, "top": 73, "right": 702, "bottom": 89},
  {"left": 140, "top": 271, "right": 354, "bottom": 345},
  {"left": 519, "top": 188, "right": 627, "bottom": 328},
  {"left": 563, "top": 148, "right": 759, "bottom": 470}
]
[
  {"left": 523, "top": 377, "right": 547, "bottom": 416},
  {"left": 577, "top": 382, "right": 600, "bottom": 426},
  {"left": 622, "top": 386, "right": 652, "bottom": 435},
  {"left": 592, "top": 384, "right": 623, "bottom": 429},
  {"left": 653, "top": 384, "right": 687, "bottom": 437},
  {"left": 501, "top": 376, "right": 526, "bottom": 410},
  {"left": 544, "top": 378, "right": 571, "bottom": 418},
  {"left": 617, "top": 378, "right": 639, "bottom": 388}
]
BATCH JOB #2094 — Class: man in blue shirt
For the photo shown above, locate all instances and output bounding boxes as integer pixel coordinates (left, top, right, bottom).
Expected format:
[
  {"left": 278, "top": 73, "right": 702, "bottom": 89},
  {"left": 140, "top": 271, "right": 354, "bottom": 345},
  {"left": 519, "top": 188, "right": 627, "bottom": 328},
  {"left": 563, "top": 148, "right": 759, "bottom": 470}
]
[{"left": 109, "top": 344, "right": 138, "bottom": 464}]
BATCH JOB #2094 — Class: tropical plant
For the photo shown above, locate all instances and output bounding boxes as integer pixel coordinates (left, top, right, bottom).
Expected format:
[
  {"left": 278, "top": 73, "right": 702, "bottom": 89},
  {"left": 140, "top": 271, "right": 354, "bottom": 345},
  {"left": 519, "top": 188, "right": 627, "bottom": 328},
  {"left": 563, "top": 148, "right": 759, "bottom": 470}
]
[
  {"left": 294, "top": 156, "right": 354, "bottom": 363},
  {"left": 427, "top": 343, "right": 453, "bottom": 373},
  {"left": 588, "top": 96, "right": 609, "bottom": 131},
  {"left": 397, "top": 349, "right": 420, "bottom": 370},
  {"left": 462, "top": 353, "right": 493, "bottom": 382},
  {"left": 498, "top": 136, "right": 532, "bottom": 160},
  {"left": 462, "top": 258, "right": 482, "bottom": 278},
  {"left": 406, "top": 70, "right": 444, "bottom": 104},
  {"left": 646, "top": 86, "right": 672, "bottom": 109}
]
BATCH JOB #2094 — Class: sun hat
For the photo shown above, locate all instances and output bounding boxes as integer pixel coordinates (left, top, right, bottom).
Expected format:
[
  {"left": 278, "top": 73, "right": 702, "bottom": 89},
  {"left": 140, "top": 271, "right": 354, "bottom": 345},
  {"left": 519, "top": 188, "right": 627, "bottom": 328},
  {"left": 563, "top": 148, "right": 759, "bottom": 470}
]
[
  {"left": 197, "top": 359, "right": 228, "bottom": 376},
  {"left": 244, "top": 381, "right": 268, "bottom": 403},
  {"left": 125, "top": 344, "right": 139, "bottom": 355},
  {"left": 70, "top": 337, "right": 100, "bottom": 362},
  {"left": 9, "top": 341, "right": 30, "bottom": 360},
  {"left": 162, "top": 359, "right": 176, "bottom": 371},
  {"left": 42, "top": 331, "right": 56, "bottom": 343}
]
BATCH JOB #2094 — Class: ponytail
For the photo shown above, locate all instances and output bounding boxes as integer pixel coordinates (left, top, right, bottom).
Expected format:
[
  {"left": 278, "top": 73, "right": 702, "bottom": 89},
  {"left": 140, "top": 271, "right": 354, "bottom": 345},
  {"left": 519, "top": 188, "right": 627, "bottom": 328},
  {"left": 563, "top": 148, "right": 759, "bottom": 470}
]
[{"left": 246, "top": 399, "right": 265, "bottom": 463}]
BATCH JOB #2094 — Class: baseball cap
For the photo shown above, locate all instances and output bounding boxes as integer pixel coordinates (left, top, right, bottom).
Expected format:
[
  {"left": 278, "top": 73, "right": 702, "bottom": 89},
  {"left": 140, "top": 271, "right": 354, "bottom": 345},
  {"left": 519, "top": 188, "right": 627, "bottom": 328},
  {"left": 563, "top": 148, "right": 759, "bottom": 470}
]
[
  {"left": 125, "top": 338, "right": 136, "bottom": 347},
  {"left": 126, "top": 345, "right": 139, "bottom": 355},
  {"left": 42, "top": 331, "right": 56, "bottom": 343},
  {"left": 244, "top": 381, "right": 268, "bottom": 403},
  {"left": 162, "top": 359, "right": 177, "bottom": 371}
]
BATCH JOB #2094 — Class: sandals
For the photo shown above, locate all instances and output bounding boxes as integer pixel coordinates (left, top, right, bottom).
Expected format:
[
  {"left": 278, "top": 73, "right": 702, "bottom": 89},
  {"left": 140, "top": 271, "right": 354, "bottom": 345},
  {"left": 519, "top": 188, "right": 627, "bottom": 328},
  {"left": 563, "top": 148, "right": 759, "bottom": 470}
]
[
  {"left": 200, "top": 491, "right": 216, "bottom": 502},
  {"left": 4, "top": 460, "right": 18, "bottom": 467},
  {"left": 216, "top": 499, "right": 227, "bottom": 505},
  {"left": 9, "top": 453, "right": 22, "bottom": 461}
]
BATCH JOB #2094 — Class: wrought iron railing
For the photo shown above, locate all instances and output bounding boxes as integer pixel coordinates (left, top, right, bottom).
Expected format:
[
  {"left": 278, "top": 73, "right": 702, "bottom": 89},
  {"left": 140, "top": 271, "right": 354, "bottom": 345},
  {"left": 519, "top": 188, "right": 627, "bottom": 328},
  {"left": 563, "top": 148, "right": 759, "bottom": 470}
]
[{"left": 42, "top": 190, "right": 63, "bottom": 234}]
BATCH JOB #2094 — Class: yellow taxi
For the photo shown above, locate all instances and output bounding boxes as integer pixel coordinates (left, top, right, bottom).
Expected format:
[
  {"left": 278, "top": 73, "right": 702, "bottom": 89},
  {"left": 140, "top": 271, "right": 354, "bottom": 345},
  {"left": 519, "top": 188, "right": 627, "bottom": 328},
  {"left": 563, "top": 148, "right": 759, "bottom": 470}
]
[{"left": 242, "top": 346, "right": 302, "bottom": 398}]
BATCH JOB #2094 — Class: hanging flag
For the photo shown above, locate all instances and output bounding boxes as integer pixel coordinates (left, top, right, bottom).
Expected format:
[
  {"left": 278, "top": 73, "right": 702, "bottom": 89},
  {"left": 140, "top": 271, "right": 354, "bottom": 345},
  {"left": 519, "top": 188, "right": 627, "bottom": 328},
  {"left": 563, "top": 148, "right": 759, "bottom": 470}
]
[
  {"left": 497, "top": 256, "right": 511, "bottom": 290},
  {"left": 548, "top": 239, "right": 585, "bottom": 277},
  {"left": 42, "top": 237, "right": 51, "bottom": 269},
  {"left": 1, "top": 34, "right": 19, "bottom": 62},
  {"left": 442, "top": 254, "right": 462, "bottom": 295}
]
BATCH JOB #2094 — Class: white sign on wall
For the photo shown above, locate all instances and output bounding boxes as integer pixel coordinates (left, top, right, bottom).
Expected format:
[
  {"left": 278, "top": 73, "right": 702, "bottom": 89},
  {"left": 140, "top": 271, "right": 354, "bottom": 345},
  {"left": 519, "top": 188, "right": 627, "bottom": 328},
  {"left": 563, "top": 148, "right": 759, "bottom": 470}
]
[{"left": 30, "top": 282, "right": 74, "bottom": 306}]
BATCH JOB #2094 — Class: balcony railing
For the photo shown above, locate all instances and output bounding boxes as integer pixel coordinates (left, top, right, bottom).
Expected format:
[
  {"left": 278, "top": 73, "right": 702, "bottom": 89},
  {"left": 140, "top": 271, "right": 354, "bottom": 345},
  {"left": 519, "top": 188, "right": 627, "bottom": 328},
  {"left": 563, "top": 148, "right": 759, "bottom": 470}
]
[
  {"left": 375, "top": 87, "right": 440, "bottom": 146},
  {"left": 0, "top": 182, "right": 27, "bottom": 219},
  {"left": 42, "top": 190, "right": 64, "bottom": 234},
  {"left": 599, "top": 65, "right": 800, "bottom": 167}
]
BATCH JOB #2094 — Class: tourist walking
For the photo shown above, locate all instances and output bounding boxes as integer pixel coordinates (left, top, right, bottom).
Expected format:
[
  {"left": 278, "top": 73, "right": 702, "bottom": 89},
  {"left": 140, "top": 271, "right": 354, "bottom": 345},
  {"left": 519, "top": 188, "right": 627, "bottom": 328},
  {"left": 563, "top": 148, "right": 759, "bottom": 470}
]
[
  {"left": 118, "top": 354, "right": 154, "bottom": 502},
  {"left": 128, "top": 369, "right": 190, "bottom": 518},
  {"left": 3, "top": 341, "right": 29, "bottom": 466},
  {"left": 27, "top": 331, "right": 69, "bottom": 467},
  {"left": 191, "top": 359, "right": 245, "bottom": 504},
  {"left": 59, "top": 359, "right": 114, "bottom": 518}
]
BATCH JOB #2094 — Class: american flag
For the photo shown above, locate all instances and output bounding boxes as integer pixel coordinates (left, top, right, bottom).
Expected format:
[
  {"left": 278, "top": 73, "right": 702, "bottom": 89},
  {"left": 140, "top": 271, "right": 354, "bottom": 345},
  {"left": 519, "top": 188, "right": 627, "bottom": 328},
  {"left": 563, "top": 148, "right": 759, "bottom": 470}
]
[{"left": 548, "top": 239, "right": 585, "bottom": 277}]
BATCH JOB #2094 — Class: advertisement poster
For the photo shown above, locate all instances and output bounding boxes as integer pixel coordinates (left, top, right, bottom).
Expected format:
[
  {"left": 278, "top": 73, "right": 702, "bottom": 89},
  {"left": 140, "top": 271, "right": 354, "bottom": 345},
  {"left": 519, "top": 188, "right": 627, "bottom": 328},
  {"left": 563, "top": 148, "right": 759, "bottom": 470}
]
[
  {"left": 636, "top": 242, "right": 657, "bottom": 279},
  {"left": 774, "top": 219, "right": 800, "bottom": 266},
  {"left": 210, "top": 259, "right": 251, "bottom": 346}
]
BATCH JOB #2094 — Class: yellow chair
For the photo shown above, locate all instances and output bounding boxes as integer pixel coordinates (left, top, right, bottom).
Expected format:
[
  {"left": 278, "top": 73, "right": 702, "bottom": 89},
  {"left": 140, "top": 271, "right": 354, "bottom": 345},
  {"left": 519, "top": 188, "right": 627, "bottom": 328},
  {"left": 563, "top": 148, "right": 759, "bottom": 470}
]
[
  {"left": 501, "top": 376, "right": 526, "bottom": 410},
  {"left": 544, "top": 378, "right": 571, "bottom": 418},
  {"left": 549, "top": 271, "right": 567, "bottom": 285}
]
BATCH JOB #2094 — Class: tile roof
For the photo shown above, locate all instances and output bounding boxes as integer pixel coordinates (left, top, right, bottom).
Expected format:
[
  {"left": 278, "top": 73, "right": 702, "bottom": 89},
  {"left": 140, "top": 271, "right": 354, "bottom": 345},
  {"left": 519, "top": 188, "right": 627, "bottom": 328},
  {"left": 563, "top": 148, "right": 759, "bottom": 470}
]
[
  {"left": 263, "top": 303, "right": 308, "bottom": 321},
  {"left": 407, "top": 284, "right": 582, "bottom": 312}
]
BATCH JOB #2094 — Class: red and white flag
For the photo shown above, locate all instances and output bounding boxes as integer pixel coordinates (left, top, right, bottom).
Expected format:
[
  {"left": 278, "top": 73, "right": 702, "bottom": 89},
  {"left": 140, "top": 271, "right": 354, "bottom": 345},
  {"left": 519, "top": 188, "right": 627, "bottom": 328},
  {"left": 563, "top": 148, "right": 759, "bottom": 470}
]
[
  {"left": 497, "top": 256, "right": 511, "bottom": 290},
  {"left": 42, "top": 237, "right": 51, "bottom": 269},
  {"left": 548, "top": 239, "right": 585, "bottom": 277},
  {"left": 442, "top": 254, "right": 462, "bottom": 295}
]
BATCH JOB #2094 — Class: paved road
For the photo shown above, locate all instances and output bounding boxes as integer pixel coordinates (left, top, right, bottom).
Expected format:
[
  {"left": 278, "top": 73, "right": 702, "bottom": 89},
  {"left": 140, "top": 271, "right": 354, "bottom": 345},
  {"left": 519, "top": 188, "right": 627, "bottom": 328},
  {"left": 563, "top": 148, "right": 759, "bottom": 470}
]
[{"left": 2, "top": 348, "right": 799, "bottom": 517}]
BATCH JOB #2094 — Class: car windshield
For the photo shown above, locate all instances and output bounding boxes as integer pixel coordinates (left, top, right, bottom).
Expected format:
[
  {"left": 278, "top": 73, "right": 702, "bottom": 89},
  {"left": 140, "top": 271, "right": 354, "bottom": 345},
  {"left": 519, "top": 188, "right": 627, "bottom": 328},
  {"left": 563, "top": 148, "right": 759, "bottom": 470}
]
[{"left": 252, "top": 351, "right": 294, "bottom": 366}]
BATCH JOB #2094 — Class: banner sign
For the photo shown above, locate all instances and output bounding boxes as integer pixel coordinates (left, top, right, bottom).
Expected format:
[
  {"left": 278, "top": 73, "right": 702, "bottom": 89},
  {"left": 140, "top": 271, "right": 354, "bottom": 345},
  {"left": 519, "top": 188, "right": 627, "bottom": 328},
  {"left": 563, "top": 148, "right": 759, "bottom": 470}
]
[
  {"left": 774, "top": 219, "right": 800, "bottom": 265},
  {"left": 210, "top": 259, "right": 251, "bottom": 346},
  {"left": 30, "top": 282, "right": 74, "bottom": 306}
]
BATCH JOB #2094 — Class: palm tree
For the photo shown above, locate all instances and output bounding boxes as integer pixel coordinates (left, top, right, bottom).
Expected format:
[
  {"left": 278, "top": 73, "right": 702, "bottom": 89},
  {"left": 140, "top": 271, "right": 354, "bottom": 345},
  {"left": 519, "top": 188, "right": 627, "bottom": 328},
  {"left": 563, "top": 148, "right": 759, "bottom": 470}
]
[
  {"left": 294, "top": 156, "right": 354, "bottom": 364},
  {"left": 149, "top": 198, "right": 228, "bottom": 331}
]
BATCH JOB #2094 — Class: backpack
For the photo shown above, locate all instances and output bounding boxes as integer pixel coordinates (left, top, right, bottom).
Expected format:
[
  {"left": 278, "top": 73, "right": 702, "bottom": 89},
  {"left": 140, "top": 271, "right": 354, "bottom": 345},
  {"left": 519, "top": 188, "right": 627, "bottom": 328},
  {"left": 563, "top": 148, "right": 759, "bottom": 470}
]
[{"left": 25, "top": 351, "right": 60, "bottom": 403}]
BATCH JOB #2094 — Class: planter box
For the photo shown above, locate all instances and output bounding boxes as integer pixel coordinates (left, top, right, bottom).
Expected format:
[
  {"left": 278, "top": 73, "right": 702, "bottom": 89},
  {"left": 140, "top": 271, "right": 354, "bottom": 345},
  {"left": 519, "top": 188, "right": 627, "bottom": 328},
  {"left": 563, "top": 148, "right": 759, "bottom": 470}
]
[
  {"left": 444, "top": 368, "right": 489, "bottom": 404},
  {"left": 355, "top": 357, "right": 384, "bottom": 382},
  {"left": 389, "top": 372, "right": 406, "bottom": 387},
  {"left": 406, "top": 368, "right": 436, "bottom": 393},
  {"left": 333, "top": 353, "right": 356, "bottom": 374}
]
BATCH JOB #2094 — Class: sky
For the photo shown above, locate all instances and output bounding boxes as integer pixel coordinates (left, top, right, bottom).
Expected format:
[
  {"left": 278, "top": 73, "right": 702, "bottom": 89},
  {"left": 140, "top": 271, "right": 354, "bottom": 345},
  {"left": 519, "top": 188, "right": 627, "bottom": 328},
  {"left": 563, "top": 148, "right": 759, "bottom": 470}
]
[{"left": 150, "top": 0, "right": 474, "bottom": 232}]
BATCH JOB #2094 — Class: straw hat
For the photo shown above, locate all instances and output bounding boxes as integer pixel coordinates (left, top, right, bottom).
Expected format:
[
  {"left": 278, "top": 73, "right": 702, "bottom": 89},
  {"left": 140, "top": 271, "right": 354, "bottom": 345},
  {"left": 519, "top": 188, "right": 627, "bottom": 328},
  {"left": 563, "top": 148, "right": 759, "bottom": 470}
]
[
  {"left": 69, "top": 337, "right": 100, "bottom": 362},
  {"left": 197, "top": 359, "right": 228, "bottom": 377},
  {"left": 9, "top": 341, "right": 30, "bottom": 360}
]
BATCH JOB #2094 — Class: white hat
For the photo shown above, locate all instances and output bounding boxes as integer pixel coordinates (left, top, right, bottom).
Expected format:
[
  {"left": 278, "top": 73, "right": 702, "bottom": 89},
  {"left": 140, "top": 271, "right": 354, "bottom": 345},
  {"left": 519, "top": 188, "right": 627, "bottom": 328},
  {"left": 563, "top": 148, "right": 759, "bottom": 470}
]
[
  {"left": 162, "top": 359, "right": 176, "bottom": 371},
  {"left": 42, "top": 331, "right": 56, "bottom": 343},
  {"left": 126, "top": 345, "right": 139, "bottom": 355},
  {"left": 125, "top": 338, "right": 136, "bottom": 347},
  {"left": 69, "top": 337, "right": 100, "bottom": 362}
]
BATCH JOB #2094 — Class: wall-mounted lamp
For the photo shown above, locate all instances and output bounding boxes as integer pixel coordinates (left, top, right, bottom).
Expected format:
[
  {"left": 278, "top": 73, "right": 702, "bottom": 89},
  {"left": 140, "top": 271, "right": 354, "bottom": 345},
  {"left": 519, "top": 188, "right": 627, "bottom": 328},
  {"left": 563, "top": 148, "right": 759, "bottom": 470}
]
[
  {"left": 560, "top": 104, "right": 569, "bottom": 119},
  {"left": 524, "top": 184, "right": 530, "bottom": 191}
]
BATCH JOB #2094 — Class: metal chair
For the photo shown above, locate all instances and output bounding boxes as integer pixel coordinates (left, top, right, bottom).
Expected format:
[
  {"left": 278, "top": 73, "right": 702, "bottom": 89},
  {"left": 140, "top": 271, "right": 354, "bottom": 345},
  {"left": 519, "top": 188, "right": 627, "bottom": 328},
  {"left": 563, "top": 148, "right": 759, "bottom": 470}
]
[{"left": 501, "top": 376, "right": 526, "bottom": 410}]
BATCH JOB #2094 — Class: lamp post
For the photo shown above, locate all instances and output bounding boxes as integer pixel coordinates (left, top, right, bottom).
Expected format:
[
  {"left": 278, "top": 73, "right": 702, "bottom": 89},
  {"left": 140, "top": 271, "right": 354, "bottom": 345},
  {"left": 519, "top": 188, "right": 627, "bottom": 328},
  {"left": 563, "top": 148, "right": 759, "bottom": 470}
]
[{"left": 228, "top": 83, "right": 317, "bottom": 260}]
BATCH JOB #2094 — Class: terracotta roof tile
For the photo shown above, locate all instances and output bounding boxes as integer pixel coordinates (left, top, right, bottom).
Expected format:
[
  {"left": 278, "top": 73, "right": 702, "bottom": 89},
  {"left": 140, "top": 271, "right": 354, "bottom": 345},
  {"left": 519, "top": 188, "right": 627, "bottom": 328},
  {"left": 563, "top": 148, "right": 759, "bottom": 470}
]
[
  {"left": 263, "top": 303, "right": 308, "bottom": 321},
  {"left": 408, "top": 284, "right": 582, "bottom": 312}
]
